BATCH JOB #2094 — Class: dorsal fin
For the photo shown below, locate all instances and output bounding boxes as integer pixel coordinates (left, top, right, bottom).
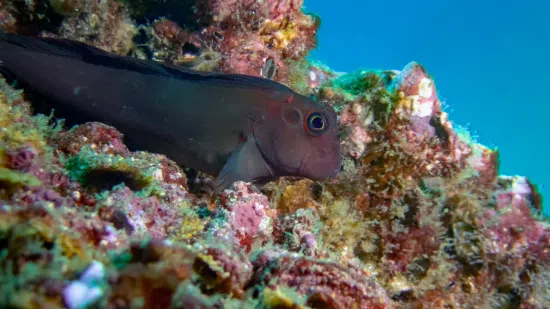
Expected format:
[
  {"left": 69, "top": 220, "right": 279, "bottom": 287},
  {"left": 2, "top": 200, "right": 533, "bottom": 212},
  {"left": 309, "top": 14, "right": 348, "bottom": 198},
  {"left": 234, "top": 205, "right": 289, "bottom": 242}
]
[
  {"left": 0, "top": 31, "right": 174, "bottom": 77},
  {"left": 0, "top": 31, "right": 295, "bottom": 94}
]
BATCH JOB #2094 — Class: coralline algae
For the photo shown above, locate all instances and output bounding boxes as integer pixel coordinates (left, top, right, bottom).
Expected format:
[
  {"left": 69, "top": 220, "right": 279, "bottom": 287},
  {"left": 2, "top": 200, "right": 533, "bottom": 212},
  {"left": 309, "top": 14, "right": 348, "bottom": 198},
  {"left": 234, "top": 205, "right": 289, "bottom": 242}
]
[{"left": 0, "top": 0, "right": 548, "bottom": 308}]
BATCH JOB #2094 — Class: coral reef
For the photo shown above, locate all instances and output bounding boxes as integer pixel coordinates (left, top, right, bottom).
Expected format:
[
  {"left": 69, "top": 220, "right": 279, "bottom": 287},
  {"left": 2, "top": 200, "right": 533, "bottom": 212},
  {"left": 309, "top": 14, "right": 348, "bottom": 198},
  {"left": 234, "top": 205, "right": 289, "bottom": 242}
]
[{"left": 0, "top": 0, "right": 548, "bottom": 309}]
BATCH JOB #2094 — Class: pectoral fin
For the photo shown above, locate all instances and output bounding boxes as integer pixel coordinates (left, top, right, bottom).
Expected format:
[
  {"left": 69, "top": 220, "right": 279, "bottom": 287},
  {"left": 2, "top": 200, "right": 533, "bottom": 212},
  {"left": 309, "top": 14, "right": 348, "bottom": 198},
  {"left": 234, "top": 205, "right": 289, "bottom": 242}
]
[{"left": 214, "top": 136, "right": 275, "bottom": 193}]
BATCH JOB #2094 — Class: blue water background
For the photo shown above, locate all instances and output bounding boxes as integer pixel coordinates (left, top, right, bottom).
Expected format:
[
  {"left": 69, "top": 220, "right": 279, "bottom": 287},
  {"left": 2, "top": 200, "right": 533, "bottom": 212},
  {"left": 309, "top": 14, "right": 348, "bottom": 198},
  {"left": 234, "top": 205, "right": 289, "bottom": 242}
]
[{"left": 304, "top": 0, "right": 549, "bottom": 215}]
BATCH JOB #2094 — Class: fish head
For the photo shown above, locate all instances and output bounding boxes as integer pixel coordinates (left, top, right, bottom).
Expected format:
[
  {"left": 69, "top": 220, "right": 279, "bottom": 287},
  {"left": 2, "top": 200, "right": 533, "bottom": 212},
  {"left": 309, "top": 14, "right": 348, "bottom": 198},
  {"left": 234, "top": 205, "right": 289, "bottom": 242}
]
[{"left": 254, "top": 92, "right": 342, "bottom": 181}]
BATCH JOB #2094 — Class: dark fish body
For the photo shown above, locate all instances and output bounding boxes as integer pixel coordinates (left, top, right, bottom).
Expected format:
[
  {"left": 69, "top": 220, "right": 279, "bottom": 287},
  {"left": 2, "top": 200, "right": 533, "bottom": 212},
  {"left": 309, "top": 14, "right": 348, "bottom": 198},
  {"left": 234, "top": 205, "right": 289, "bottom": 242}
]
[{"left": 0, "top": 32, "right": 342, "bottom": 192}]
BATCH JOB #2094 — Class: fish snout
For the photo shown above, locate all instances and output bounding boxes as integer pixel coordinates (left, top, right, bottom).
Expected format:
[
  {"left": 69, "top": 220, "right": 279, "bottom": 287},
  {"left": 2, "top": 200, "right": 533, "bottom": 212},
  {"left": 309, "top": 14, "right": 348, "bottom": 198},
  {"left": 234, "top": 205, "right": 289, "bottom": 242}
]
[{"left": 300, "top": 144, "right": 342, "bottom": 180}]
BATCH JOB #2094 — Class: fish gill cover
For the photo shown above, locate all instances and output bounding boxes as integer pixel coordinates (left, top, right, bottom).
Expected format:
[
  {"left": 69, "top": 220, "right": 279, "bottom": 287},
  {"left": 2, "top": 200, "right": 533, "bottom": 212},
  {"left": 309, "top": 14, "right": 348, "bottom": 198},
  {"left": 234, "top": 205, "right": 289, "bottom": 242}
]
[{"left": 0, "top": 0, "right": 547, "bottom": 308}]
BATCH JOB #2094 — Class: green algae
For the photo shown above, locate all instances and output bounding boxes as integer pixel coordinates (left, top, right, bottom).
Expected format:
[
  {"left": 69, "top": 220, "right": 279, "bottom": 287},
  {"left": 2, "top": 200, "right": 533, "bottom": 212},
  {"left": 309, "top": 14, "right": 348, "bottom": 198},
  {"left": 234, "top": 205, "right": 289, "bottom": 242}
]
[
  {"left": 324, "top": 69, "right": 401, "bottom": 126},
  {"left": 332, "top": 70, "right": 385, "bottom": 96},
  {"left": 285, "top": 60, "right": 310, "bottom": 94},
  {"left": 109, "top": 250, "right": 133, "bottom": 271},
  {"left": 285, "top": 60, "right": 318, "bottom": 95},
  {"left": 0, "top": 217, "right": 94, "bottom": 308},
  {"left": 0, "top": 76, "right": 63, "bottom": 169},
  {"left": 62, "top": 146, "right": 164, "bottom": 197},
  {"left": 0, "top": 167, "right": 41, "bottom": 189},
  {"left": 262, "top": 286, "right": 308, "bottom": 308}
]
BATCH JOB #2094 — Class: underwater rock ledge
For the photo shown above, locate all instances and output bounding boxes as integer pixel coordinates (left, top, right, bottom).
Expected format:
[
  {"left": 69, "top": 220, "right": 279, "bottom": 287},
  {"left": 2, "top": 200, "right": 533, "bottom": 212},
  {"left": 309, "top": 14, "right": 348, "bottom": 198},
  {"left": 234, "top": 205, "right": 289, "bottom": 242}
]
[{"left": 0, "top": 0, "right": 548, "bottom": 308}]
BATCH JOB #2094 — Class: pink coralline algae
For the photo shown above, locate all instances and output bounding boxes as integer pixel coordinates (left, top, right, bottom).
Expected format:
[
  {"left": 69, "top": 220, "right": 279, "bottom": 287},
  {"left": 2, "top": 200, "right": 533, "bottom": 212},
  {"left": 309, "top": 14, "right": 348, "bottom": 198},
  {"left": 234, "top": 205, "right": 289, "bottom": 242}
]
[
  {"left": 338, "top": 103, "right": 373, "bottom": 160},
  {"left": 98, "top": 185, "right": 185, "bottom": 240},
  {"left": 215, "top": 181, "right": 275, "bottom": 251},
  {"left": 0, "top": 1, "right": 548, "bottom": 309},
  {"left": 56, "top": 122, "right": 129, "bottom": 156},
  {"left": 138, "top": 0, "right": 320, "bottom": 82},
  {"left": 10, "top": 186, "right": 67, "bottom": 209},
  {"left": 304, "top": 62, "right": 338, "bottom": 90},
  {"left": 193, "top": 240, "right": 254, "bottom": 297},
  {"left": 251, "top": 249, "right": 393, "bottom": 309},
  {"left": 484, "top": 176, "right": 550, "bottom": 265},
  {"left": 208, "top": 0, "right": 305, "bottom": 21},
  {"left": 5, "top": 146, "right": 37, "bottom": 171}
]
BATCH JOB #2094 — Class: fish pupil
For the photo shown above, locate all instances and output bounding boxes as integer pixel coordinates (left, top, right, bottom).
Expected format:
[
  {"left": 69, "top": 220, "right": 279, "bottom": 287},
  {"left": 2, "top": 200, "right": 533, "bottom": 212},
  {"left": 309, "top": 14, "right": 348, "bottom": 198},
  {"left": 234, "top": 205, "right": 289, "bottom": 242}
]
[
  {"left": 305, "top": 112, "right": 327, "bottom": 136},
  {"left": 311, "top": 116, "right": 324, "bottom": 130}
]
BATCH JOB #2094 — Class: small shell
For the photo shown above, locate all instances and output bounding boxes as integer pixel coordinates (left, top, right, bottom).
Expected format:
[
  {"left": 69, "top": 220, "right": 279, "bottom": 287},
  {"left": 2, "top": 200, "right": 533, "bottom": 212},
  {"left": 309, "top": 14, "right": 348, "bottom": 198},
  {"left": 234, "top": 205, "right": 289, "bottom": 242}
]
[
  {"left": 213, "top": 31, "right": 224, "bottom": 41},
  {"left": 261, "top": 57, "right": 277, "bottom": 80},
  {"left": 177, "top": 50, "right": 222, "bottom": 72}
]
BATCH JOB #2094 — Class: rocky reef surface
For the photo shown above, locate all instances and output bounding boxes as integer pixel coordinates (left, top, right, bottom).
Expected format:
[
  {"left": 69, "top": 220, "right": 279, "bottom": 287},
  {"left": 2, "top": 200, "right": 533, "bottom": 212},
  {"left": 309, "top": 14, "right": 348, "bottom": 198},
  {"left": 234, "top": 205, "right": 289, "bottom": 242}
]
[{"left": 0, "top": 0, "right": 548, "bottom": 308}]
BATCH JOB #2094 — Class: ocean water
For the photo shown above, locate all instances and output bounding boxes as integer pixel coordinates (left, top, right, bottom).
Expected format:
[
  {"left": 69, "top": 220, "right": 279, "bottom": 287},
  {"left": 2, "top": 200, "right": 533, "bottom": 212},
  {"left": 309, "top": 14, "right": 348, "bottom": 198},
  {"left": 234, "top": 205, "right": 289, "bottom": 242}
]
[{"left": 305, "top": 0, "right": 550, "bottom": 215}]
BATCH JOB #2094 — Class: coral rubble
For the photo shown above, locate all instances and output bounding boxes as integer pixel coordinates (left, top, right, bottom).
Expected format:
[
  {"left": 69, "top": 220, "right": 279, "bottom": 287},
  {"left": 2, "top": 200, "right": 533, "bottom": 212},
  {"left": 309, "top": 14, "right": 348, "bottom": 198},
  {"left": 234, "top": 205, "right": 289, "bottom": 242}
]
[{"left": 0, "top": 0, "right": 548, "bottom": 308}]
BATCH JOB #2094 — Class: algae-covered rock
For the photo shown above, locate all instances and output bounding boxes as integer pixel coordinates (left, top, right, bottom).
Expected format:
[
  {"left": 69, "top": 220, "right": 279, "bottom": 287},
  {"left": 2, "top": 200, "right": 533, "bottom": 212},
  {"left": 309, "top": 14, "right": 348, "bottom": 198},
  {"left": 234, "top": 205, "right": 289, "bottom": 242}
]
[{"left": 0, "top": 1, "right": 547, "bottom": 308}]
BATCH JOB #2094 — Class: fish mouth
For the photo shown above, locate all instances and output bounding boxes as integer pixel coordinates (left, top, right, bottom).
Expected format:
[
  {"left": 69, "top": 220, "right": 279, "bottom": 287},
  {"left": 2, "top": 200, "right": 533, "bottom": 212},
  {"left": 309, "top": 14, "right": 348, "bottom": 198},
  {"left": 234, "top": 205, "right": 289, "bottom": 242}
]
[{"left": 299, "top": 146, "right": 342, "bottom": 180}]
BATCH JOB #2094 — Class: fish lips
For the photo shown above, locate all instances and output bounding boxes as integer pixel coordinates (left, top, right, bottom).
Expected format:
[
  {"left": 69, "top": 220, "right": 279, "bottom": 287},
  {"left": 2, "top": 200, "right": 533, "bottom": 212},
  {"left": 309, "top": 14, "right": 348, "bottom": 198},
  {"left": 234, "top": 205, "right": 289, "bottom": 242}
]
[{"left": 300, "top": 146, "right": 342, "bottom": 181}]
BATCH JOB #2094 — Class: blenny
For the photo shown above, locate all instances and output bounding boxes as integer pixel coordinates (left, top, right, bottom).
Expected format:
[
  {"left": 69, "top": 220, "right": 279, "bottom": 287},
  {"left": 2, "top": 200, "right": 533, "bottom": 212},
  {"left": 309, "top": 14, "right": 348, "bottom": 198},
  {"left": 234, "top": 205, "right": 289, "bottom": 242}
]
[{"left": 0, "top": 32, "right": 342, "bottom": 192}]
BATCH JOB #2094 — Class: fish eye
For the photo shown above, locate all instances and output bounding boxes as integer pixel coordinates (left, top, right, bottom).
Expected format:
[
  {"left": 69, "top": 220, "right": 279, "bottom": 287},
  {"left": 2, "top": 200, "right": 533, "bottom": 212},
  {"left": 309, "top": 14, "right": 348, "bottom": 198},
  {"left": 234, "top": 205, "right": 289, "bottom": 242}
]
[
  {"left": 310, "top": 115, "right": 325, "bottom": 130},
  {"left": 305, "top": 112, "right": 328, "bottom": 136}
]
